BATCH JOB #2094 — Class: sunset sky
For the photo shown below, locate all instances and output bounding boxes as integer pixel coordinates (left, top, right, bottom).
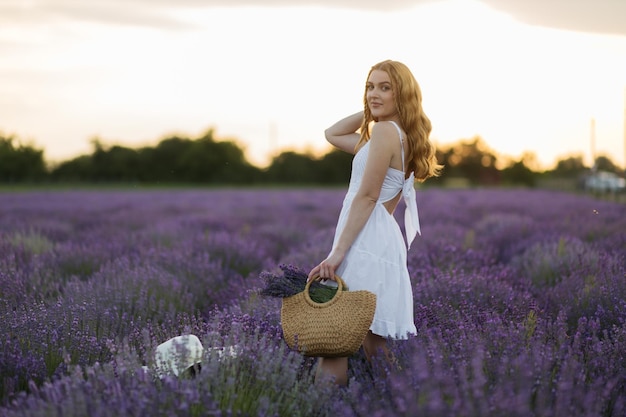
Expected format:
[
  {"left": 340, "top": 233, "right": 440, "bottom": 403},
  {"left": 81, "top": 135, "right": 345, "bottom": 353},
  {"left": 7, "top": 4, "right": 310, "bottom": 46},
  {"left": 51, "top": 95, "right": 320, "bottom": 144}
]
[{"left": 1, "top": 0, "right": 625, "bottom": 169}]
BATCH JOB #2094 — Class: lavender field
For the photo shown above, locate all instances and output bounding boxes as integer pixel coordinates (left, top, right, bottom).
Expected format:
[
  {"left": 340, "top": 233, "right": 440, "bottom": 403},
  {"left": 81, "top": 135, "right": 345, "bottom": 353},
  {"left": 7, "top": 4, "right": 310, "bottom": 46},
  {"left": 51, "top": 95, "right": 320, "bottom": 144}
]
[{"left": 1, "top": 188, "right": 625, "bottom": 417}]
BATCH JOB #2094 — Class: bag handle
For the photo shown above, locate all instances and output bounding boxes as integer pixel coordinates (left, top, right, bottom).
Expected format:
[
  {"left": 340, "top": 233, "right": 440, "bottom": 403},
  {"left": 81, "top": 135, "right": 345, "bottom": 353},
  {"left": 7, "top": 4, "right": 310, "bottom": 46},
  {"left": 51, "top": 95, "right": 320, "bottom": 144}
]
[{"left": 303, "top": 275, "right": 345, "bottom": 307}]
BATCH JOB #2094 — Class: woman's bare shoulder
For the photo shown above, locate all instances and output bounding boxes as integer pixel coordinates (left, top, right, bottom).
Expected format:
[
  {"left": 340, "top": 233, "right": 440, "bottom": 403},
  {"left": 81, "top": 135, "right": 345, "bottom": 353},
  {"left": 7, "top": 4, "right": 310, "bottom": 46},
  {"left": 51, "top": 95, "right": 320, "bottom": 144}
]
[{"left": 370, "top": 121, "right": 400, "bottom": 145}]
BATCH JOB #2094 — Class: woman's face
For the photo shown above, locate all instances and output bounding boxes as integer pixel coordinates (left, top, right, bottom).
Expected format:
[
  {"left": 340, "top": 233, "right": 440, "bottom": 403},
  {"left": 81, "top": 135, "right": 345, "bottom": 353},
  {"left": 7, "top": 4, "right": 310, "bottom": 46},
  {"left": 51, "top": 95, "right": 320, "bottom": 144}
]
[{"left": 366, "top": 69, "right": 398, "bottom": 121}]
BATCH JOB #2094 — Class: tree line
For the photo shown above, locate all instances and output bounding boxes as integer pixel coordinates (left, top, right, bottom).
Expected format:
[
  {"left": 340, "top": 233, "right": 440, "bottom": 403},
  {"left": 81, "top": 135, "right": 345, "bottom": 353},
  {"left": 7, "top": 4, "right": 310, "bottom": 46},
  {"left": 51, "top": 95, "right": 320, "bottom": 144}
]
[{"left": 0, "top": 130, "right": 622, "bottom": 186}]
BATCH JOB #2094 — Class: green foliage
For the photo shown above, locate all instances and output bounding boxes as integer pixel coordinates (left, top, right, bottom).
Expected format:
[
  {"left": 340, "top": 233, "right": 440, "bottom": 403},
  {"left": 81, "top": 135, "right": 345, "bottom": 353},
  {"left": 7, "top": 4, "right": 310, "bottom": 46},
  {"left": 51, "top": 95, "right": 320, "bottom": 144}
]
[
  {"left": 552, "top": 155, "right": 586, "bottom": 178},
  {"left": 262, "top": 148, "right": 352, "bottom": 184},
  {"left": 3, "top": 129, "right": 621, "bottom": 186},
  {"left": 264, "top": 151, "right": 319, "bottom": 184},
  {"left": 501, "top": 160, "right": 537, "bottom": 187},
  {"left": 0, "top": 135, "right": 47, "bottom": 182},
  {"left": 511, "top": 237, "right": 600, "bottom": 288},
  {"left": 9, "top": 231, "right": 54, "bottom": 254},
  {"left": 593, "top": 155, "right": 620, "bottom": 173},
  {"left": 50, "top": 155, "right": 94, "bottom": 182},
  {"left": 437, "top": 136, "right": 501, "bottom": 186},
  {"left": 92, "top": 144, "right": 140, "bottom": 181},
  {"left": 316, "top": 149, "right": 353, "bottom": 183},
  {"left": 50, "top": 131, "right": 265, "bottom": 184},
  {"left": 524, "top": 310, "right": 538, "bottom": 344}
]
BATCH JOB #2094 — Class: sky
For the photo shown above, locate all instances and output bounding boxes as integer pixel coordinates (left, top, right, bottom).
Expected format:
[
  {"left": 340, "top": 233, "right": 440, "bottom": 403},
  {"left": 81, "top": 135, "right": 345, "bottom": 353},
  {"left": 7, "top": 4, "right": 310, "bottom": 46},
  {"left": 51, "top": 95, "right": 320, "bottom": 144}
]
[{"left": 1, "top": 0, "right": 626, "bottom": 170}]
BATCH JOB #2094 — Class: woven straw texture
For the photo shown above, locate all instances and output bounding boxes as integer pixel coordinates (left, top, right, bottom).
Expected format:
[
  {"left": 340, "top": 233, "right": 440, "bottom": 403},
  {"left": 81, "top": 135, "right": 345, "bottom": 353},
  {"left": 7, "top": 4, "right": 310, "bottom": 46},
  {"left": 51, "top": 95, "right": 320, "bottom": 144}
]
[{"left": 280, "top": 275, "right": 376, "bottom": 357}]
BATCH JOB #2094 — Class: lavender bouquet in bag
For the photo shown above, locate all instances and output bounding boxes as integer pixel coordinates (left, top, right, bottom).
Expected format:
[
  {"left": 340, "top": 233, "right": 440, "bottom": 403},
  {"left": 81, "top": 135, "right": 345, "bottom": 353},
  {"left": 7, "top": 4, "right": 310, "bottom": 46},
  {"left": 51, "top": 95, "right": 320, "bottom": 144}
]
[{"left": 259, "top": 264, "right": 338, "bottom": 303}]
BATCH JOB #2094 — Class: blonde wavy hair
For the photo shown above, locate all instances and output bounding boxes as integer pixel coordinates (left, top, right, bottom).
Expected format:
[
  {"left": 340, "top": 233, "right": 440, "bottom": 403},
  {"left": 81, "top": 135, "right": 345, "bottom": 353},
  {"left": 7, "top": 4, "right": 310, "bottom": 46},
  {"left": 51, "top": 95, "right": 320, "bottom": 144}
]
[{"left": 357, "top": 60, "right": 442, "bottom": 181}]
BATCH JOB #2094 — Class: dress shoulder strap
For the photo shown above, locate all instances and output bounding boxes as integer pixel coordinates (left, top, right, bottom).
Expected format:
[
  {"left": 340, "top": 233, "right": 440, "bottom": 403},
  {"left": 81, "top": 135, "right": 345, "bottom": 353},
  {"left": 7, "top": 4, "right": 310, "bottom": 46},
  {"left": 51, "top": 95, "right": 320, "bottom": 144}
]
[{"left": 388, "top": 121, "right": 405, "bottom": 172}]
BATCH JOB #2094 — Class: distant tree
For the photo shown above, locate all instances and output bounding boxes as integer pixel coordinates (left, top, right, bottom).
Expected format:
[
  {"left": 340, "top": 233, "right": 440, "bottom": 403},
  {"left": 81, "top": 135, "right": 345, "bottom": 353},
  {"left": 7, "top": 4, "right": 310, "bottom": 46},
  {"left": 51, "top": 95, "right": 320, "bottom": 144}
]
[
  {"left": 265, "top": 151, "right": 318, "bottom": 183},
  {"left": 439, "top": 136, "right": 500, "bottom": 185},
  {"left": 0, "top": 135, "right": 47, "bottom": 182},
  {"left": 262, "top": 148, "right": 351, "bottom": 184},
  {"left": 501, "top": 152, "right": 537, "bottom": 187},
  {"left": 177, "top": 130, "right": 261, "bottom": 183},
  {"left": 315, "top": 149, "right": 352, "bottom": 183},
  {"left": 49, "top": 130, "right": 261, "bottom": 184},
  {"left": 593, "top": 155, "right": 619, "bottom": 173},
  {"left": 52, "top": 139, "right": 141, "bottom": 182},
  {"left": 144, "top": 136, "right": 194, "bottom": 182},
  {"left": 50, "top": 155, "right": 93, "bottom": 181},
  {"left": 90, "top": 140, "right": 140, "bottom": 182},
  {"left": 551, "top": 155, "right": 587, "bottom": 177}
]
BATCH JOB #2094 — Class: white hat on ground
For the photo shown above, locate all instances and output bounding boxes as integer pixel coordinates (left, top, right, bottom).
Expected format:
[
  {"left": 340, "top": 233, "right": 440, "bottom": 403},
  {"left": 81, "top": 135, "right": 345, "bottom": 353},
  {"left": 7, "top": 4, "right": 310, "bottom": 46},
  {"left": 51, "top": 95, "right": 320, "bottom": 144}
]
[{"left": 154, "top": 334, "right": 204, "bottom": 377}]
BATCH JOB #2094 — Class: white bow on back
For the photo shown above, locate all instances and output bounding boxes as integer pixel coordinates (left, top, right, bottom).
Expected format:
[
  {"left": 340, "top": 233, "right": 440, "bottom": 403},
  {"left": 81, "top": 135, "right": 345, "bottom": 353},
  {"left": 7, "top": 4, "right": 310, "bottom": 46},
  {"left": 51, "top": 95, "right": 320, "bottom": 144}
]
[{"left": 402, "top": 172, "right": 421, "bottom": 249}]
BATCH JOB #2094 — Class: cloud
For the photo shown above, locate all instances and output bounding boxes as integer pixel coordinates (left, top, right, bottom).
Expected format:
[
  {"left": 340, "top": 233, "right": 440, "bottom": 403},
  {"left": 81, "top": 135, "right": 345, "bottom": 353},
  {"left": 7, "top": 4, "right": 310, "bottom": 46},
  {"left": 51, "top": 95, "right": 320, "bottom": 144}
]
[
  {"left": 45, "top": 3, "right": 192, "bottom": 30},
  {"left": 480, "top": 0, "right": 626, "bottom": 37},
  {"left": 0, "top": 0, "right": 191, "bottom": 30},
  {"left": 124, "top": 0, "right": 626, "bottom": 36},
  {"left": 121, "top": 0, "right": 431, "bottom": 10},
  {"left": 0, "top": 0, "right": 437, "bottom": 30},
  {"left": 4, "top": 0, "right": 624, "bottom": 37}
]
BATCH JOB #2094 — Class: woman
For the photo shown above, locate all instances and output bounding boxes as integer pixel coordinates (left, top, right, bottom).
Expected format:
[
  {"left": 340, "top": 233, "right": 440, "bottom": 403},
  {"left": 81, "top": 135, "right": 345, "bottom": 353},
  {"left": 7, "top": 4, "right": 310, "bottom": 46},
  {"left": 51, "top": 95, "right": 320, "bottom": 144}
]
[{"left": 308, "top": 60, "right": 441, "bottom": 385}]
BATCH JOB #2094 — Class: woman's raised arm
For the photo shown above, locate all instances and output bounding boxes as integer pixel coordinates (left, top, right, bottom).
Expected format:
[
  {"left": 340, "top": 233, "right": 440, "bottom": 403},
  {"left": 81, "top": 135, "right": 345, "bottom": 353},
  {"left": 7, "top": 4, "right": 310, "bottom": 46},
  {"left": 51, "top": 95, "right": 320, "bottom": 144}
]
[{"left": 324, "top": 111, "right": 363, "bottom": 154}]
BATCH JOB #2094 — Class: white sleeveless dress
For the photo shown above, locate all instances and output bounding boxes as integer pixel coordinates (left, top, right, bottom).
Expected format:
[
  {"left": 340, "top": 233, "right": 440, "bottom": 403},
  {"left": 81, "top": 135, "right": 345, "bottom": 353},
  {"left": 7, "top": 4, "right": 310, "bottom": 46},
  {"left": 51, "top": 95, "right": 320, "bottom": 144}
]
[{"left": 331, "top": 121, "right": 420, "bottom": 340}]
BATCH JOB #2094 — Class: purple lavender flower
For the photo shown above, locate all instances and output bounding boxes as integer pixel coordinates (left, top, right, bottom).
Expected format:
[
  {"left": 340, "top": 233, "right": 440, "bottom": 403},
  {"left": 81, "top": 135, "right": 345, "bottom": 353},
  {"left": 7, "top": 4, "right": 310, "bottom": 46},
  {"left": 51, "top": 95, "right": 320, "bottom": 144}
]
[{"left": 0, "top": 188, "right": 624, "bottom": 416}]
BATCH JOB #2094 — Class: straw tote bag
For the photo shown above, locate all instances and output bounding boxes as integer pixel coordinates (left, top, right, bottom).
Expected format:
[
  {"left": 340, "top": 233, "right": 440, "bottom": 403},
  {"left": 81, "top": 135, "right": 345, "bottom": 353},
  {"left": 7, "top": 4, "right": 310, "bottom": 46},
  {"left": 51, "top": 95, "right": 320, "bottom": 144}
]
[{"left": 280, "top": 275, "right": 376, "bottom": 357}]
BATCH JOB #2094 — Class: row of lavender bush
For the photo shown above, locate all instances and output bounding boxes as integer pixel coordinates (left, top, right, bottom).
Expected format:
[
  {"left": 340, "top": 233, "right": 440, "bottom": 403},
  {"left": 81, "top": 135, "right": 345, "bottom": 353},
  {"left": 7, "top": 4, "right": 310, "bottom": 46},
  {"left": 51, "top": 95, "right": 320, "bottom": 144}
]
[{"left": 1, "top": 188, "right": 624, "bottom": 416}]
